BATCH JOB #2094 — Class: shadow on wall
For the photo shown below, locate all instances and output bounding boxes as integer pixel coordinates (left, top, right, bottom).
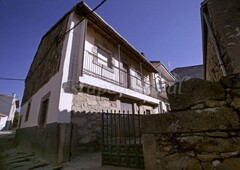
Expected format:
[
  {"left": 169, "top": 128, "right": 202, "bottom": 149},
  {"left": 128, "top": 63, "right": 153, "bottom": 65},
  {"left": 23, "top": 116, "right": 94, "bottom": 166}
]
[{"left": 15, "top": 109, "right": 104, "bottom": 164}]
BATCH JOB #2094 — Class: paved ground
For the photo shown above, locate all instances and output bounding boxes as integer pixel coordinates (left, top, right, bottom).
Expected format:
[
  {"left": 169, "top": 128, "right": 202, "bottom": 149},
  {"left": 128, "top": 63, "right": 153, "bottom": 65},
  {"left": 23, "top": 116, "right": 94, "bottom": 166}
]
[{"left": 0, "top": 130, "right": 141, "bottom": 170}]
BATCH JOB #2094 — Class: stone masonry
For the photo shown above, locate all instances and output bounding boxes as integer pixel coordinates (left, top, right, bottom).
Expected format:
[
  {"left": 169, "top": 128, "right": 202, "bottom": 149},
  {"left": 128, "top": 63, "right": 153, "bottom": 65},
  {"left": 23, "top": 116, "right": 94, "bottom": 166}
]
[
  {"left": 141, "top": 75, "right": 240, "bottom": 170},
  {"left": 72, "top": 92, "right": 120, "bottom": 113},
  {"left": 70, "top": 92, "right": 120, "bottom": 158}
]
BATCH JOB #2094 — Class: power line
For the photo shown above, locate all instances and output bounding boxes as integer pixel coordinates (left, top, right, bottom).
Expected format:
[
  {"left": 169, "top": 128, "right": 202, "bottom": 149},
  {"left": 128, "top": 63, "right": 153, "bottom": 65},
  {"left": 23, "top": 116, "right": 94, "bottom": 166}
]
[
  {"left": 27, "top": 0, "right": 107, "bottom": 80},
  {"left": 0, "top": 78, "right": 25, "bottom": 81},
  {"left": 64, "top": 0, "right": 107, "bottom": 36}
]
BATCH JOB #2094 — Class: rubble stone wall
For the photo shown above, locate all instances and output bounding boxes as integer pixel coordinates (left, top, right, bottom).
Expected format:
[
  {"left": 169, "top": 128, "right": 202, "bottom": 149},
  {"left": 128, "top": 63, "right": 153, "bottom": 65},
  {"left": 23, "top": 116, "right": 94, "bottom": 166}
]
[
  {"left": 141, "top": 76, "right": 240, "bottom": 170},
  {"left": 70, "top": 92, "right": 120, "bottom": 158}
]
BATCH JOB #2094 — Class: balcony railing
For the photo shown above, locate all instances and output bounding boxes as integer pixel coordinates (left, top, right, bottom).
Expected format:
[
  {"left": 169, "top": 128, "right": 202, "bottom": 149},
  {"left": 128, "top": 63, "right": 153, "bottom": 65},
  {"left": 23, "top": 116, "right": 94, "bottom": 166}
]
[{"left": 83, "top": 50, "right": 167, "bottom": 98}]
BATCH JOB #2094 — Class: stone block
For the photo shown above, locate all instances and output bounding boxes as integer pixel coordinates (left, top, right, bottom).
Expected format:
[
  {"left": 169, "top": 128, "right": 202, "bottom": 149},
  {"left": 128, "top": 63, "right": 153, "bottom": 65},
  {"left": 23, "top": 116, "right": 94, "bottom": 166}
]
[
  {"left": 230, "top": 97, "right": 240, "bottom": 109},
  {"left": 191, "top": 103, "right": 205, "bottom": 110},
  {"left": 218, "top": 158, "right": 240, "bottom": 170},
  {"left": 231, "top": 89, "right": 240, "bottom": 97},
  {"left": 205, "top": 132, "right": 229, "bottom": 137},
  {"left": 160, "top": 155, "right": 202, "bottom": 170},
  {"left": 221, "top": 151, "right": 240, "bottom": 158},
  {"left": 197, "top": 153, "right": 220, "bottom": 161},
  {"left": 167, "top": 78, "right": 225, "bottom": 111},
  {"left": 141, "top": 107, "right": 239, "bottom": 134},
  {"left": 178, "top": 136, "right": 240, "bottom": 153},
  {"left": 205, "top": 100, "right": 226, "bottom": 108},
  {"left": 220, "top": 75, "right": 234, "bottom": 88}
]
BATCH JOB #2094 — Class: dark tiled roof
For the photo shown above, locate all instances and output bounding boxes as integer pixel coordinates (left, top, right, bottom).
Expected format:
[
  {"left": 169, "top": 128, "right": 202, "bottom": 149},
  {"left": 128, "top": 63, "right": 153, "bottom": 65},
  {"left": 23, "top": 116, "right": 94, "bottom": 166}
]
[{"left": 171, "top": 65, "right": 204, "bottom": 80}]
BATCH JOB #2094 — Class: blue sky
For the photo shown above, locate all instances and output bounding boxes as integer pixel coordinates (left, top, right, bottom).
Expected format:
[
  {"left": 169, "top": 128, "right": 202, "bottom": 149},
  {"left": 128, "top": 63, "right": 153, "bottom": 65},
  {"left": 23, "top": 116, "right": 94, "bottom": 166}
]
[{"left": 0, "top": 0, "right": 203, "bottom": 102}]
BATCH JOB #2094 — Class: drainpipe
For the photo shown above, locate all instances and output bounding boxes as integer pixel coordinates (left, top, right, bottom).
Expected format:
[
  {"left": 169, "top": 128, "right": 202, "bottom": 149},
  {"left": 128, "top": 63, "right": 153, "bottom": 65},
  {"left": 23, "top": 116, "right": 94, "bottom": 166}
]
[{"left": 202, "top": 11, "right": 227, "bottom": 76}]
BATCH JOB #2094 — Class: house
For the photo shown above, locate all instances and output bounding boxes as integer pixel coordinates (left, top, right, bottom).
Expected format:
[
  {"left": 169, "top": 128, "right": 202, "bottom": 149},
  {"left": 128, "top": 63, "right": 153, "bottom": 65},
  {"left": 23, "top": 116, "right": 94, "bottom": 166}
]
[
  {"left": 201, "top": 0, "right": 240, "bottom": 81},
  {"left": 0, "top": 94, "right": 19, "bottom": 130},
  {"left": 17, "top": 2, "right": 175, "bottom": 163},
  {"left": 171, "top": 65, "right": 204, "bottom": 81}
]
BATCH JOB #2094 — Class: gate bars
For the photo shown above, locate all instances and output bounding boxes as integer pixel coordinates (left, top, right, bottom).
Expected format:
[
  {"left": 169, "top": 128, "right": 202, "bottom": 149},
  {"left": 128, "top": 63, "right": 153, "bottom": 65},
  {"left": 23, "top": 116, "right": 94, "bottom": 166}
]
[{"left": 101, "top": 110, "right": 144, "bottom": 169}]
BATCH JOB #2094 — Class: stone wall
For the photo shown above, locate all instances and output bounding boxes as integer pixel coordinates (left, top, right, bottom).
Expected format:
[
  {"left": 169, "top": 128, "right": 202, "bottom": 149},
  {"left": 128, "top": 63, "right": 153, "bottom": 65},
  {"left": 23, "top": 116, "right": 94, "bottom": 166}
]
[
  {"left": 70, "top": 91, "right": 120, "bottom": 158},
  {"left": 72, "top": 92, "right": 120, "bottom": 113},
  {"left": 22, "top": 14, "right": 70, "bottom": 105},
  {"left": 70, "top": 112, "right": 102, "bottom": 158},
  {"left": 141, "top": 75, "right": 240, "bottom": 169},
  {"left": 203, "top": 0, "right": 240, "bottom": 81}
]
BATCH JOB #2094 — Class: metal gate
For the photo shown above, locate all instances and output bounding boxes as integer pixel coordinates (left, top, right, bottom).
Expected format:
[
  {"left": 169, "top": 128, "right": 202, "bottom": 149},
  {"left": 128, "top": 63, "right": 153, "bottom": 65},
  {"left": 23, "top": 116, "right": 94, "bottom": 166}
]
[{"left": 101, "top": 110, "right": 144, "bottom": 169}]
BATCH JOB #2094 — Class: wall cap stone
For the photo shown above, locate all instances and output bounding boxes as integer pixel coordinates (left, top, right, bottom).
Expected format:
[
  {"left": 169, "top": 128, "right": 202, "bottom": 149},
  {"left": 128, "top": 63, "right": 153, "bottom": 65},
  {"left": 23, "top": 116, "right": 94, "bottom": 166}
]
[{"left": 141, "top": 107, "right": 239, "bottom": 134}]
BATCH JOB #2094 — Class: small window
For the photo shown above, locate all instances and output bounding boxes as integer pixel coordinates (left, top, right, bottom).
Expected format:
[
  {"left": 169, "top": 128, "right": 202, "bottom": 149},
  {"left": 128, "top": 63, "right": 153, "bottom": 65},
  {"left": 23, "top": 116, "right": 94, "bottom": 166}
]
[
  {"left": 24, "top": 102, "right": 31, "bottom": 122},
  {"left": 146, "top": 109, "right": 151, "bottom": 115},
  {"left": 97, "top": 47, "right": 112, "bottom": 68},
  {"left": 38, "top": 92, "right": 50, "bottom": 126}
]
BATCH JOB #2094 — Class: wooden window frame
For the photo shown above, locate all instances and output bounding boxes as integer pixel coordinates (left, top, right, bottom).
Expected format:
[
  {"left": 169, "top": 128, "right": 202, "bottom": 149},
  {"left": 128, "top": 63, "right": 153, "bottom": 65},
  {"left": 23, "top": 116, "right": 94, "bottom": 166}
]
[
  {"left": 24, "top": 101, "right": 31, "bottom": 122},
  {"left": 38, "top": 92, "right": 50, "bottom": 127}
]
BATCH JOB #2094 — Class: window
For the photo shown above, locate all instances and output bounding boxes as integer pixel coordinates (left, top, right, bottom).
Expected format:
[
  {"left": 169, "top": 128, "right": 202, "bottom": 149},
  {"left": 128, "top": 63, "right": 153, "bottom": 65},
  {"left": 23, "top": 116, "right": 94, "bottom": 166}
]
[
  {"left": 24, "top": 102, "right": 31, "bottom": 122},
  {"left": 136, "top": 71, "right": 142, "bottom": 86},
  {"left": 146, "top": 109, "right": 151, "bottom": 115},
  {"left": 120, "top": 102, "right": 133, "bottom": 113},
  {"left": 159, "top": 101, "right": 163, "bottom": 113},
  {"left": 97, "top": 47, "right": 112, "bottom": 68},
  {"left": 38, "top": 92, "right": 50, "bottom": 126}
]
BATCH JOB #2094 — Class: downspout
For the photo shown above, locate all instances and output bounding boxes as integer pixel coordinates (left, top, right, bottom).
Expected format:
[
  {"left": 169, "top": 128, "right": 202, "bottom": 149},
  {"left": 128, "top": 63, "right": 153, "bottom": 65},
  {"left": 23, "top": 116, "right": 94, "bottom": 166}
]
[{"left": 202, "top": 11, "right": 227, "bottom": 76}]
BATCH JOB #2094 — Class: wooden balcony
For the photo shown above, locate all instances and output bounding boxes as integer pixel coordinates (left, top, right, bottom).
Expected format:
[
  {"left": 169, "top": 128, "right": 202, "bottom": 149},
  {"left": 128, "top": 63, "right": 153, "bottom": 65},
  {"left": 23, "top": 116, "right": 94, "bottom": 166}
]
[{"left": 82, "top": 50, "right": 167, "bottom": 99}]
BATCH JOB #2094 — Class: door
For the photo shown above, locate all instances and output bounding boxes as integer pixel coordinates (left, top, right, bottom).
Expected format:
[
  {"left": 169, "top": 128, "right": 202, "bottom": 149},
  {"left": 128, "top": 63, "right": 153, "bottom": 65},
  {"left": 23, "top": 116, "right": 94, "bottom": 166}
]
[{"left": 120, "top": 63, "right": 130, "bottom": 88}]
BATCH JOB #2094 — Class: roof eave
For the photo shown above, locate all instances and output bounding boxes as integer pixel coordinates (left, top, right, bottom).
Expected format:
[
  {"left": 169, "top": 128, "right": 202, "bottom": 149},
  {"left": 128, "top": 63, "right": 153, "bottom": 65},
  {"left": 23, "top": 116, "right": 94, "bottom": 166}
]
[{"left": 75, "top": 2, "right": 159, "bottom": 73}]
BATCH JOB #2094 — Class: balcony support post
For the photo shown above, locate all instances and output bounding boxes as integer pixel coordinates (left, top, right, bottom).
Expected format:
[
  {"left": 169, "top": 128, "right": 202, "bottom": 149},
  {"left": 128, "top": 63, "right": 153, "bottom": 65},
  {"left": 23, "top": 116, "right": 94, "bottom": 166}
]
[
  {"left": 140, "top": 63, "right": 144, "bottom": 94},
  {"left": 118, "top": 44, "right": 121, "bottom": 85}
]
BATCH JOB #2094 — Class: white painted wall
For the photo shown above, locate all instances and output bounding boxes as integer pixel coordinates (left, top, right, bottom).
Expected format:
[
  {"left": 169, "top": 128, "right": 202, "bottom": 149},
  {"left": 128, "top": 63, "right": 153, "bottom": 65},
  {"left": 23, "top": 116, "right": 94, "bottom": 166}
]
[
  {"left": 20, "top": 13, "right": 87, "bottom": 128},
  {"left": 0, "top": 116, "right": 8, "bottom": 130},
  {"left": 0, "top": 94, "right": 18, "bottom": 129}
]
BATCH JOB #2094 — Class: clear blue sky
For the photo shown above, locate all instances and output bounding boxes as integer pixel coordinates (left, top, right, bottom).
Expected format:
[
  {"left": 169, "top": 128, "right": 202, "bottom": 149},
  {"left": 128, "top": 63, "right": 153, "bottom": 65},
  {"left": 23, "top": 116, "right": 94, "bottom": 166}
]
[{"left": 0, "top": 0, "right": 203, "bottom": 102}]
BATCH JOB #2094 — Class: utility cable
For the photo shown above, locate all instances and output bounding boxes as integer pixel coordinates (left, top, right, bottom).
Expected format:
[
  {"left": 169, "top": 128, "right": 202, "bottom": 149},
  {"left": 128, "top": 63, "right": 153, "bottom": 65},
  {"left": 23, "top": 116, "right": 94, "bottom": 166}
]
[
  {"left": 27, "top": 0, "right": 107, "bottom": 80},
  {"left": 0, "top": 78, "right": 25, "bottom": 81}
]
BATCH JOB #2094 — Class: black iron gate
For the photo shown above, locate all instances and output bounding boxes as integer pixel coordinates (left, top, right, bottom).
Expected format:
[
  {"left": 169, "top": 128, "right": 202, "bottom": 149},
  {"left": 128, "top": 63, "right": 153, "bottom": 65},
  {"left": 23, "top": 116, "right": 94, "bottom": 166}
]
[{"left": 101, "top": 110, "right": 144, "bottom": 169}]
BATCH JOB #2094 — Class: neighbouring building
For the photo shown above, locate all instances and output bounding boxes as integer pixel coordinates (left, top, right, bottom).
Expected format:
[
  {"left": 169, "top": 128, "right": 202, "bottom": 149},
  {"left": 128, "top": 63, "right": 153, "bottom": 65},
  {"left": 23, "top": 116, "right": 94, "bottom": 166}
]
[
  {"left": 171, "top": 65, "right": 204, "bottom": 80},
  {"left": 0, "top": 94, "right": 19, "bottom": 130},
  {"left": 17, "top": 2, "right": 175, "bottom": 163},
  {"left": 201, "top": 0, "right": 240, "bottom": 81}
]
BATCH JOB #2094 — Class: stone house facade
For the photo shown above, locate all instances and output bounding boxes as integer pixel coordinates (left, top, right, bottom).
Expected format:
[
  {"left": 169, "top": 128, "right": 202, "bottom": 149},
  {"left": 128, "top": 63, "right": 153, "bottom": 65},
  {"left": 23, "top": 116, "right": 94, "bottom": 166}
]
[
  {"left": 201, "top": 0, "right": 240, "bottom": 81},
  {"left": 17, "top": 2, "right": 175, "bottom": 163}
]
